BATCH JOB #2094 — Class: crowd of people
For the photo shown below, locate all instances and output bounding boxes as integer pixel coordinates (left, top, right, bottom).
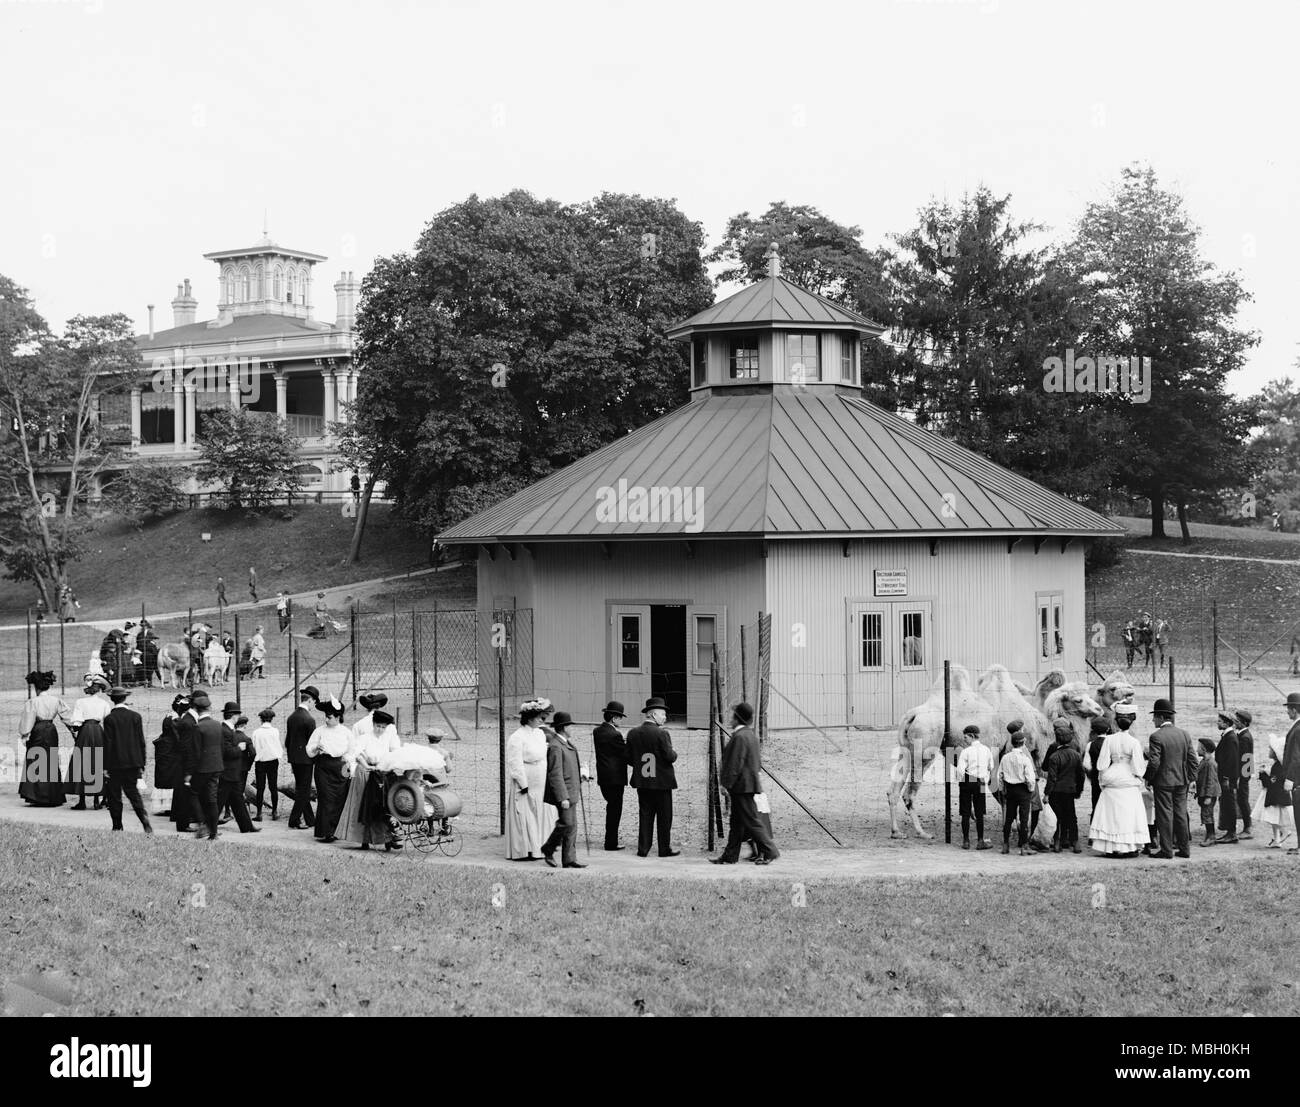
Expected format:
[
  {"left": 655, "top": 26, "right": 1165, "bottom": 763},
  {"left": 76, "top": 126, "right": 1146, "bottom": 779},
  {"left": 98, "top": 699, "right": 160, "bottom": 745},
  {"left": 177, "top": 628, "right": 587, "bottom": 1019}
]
[
  {"left": 502, "top": 695, "right": 778, "bottom": 868},
  {"left": 953, "top": 694, "right": 1300, "bottom": 858}
]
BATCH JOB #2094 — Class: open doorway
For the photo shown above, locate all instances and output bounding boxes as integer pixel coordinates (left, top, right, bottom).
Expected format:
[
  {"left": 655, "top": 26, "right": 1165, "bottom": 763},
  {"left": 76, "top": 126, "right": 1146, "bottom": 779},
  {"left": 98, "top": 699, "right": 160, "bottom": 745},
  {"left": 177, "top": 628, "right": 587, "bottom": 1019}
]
[{"left": 650, "top": 604, "right": 687, "bottom": 721}]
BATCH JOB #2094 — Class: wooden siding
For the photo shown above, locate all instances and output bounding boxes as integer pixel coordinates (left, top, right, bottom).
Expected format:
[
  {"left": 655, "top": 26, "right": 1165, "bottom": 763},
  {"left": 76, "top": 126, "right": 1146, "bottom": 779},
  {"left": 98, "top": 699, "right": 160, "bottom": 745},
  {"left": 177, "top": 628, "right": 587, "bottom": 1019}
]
[
  {"left": 478, "top": 540, "right": 765, "bottom": 724},
  {"left": 764, "top": 537, "right": 1087, "bottom": 730}
]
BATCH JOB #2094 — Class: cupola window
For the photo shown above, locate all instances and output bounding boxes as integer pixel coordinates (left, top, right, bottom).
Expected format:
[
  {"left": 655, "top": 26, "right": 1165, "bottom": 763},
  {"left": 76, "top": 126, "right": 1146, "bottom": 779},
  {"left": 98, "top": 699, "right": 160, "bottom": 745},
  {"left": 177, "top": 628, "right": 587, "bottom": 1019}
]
[
  {"left": 729, "top": 337, "right": 759, "bottom": 380},
  {"left": 840, "top": 336, "right": 857, "bottom": 383},
  {"left": 692, "top": 339, "right": 707, "bottom": 387},
  {"left": 786, "top": 332, "right": 820, "bottom": 383}
]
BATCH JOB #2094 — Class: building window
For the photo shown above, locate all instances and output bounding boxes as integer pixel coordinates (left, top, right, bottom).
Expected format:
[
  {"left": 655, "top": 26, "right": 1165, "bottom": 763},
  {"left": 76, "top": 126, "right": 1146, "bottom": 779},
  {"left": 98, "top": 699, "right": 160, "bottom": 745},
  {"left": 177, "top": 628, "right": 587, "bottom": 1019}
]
[
  {"left": 786, "top": 332, "right": 820, "bottom": 382},
  {"left": 692, "top": 339, "right": 707, "bottom": 387},
  {"left": 729, "top": 337, "right": 759, "bottom": 379},
  {"left": 298, "top": 270, "right": 307, "bottom": 305},
  {"left": 286, "top": 271, "right": 296, "bottom": 304},
  {"left": 860, "top": 612, "right": 883, "bottom": 670},
  {"left": 1038, "top": 593, "right": 1064, "bottom": 660},
  {"left": 254, "top": 264, "right": 264, "bottom": 300},
  {"left": 238, "top": 267, "right": 251, "bottom": 303},
  {"left": 273, "top": 267, "right": 282, "bottom": 300},
  {"left": 841, "top": 336, "right": 857, "bottom": 382},
  {"left": 900, "top": 611, "right": 925, "bottom": 669},
  {"left": 619, "top": 614, "right": 642, "bottom": 672},
  {"left": 223, "top": 267, "right": 234, "bottom": 304},
  {"left": 694, "top": 614, "right": 716, "bottom": 673}
]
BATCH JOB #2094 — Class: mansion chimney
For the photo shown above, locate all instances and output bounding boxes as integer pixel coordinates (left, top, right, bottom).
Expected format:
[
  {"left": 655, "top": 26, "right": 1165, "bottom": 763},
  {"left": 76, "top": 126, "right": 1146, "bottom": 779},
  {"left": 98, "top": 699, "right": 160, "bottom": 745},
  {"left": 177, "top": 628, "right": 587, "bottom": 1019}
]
[
  {"left": 334, "top": 270, "right": 360, "bottom": 331},
  {"left": 171, "top": 279, "right": 198, "bottom": 327}
]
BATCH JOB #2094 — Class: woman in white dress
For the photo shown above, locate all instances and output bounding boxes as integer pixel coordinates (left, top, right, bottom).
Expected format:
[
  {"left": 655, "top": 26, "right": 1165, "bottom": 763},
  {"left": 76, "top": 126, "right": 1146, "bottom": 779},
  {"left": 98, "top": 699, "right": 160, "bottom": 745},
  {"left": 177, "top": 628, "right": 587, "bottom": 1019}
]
[
  {"left": 1089, "top": 725, "right": 1150, "bottom": 857},
  {"left": 504, "top": 698, "right": 557, "bottom": 860},
  {"left": 69, "top": 674, "right": 111, "bottom": 811},
  {"left": 339, "top": 709, "right": 404, "bottom": 850}
]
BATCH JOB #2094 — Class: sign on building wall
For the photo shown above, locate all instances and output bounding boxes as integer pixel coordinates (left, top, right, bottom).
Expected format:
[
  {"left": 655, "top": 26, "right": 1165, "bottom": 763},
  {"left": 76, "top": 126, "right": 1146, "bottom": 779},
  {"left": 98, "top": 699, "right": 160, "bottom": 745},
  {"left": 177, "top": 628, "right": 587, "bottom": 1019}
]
[{"left": 873, "top": 569, "right": 908, "bottom": 597}]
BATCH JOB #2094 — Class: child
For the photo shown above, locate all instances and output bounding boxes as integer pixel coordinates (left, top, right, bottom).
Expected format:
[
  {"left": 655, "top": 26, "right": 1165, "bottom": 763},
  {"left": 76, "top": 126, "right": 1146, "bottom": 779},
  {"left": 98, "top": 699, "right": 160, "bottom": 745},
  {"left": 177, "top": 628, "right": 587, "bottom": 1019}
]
[
  {"left": 1044, "top": 720, "right": 1085, "bottom": 853},
  {"left": 1253, "top": 734, "right": 1296, "bottom": 848},
  {"left": 1195, "top": 735, "right": 1220, "bottom": 846}
]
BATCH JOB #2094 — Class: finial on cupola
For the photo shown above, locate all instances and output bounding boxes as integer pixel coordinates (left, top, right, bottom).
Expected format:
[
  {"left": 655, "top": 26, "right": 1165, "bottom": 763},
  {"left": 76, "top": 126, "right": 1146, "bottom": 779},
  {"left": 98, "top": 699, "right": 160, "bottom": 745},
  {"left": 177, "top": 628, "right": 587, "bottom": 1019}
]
[{"left": 764, "top": 241, "right": 781, "bottom": 279}]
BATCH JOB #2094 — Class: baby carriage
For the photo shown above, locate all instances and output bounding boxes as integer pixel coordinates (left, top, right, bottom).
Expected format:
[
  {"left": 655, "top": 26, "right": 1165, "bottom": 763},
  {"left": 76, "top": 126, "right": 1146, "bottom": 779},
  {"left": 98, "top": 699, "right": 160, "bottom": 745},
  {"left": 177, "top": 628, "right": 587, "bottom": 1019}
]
[{"left": 375, "top": 746, "right": 462, "bottom": 855}]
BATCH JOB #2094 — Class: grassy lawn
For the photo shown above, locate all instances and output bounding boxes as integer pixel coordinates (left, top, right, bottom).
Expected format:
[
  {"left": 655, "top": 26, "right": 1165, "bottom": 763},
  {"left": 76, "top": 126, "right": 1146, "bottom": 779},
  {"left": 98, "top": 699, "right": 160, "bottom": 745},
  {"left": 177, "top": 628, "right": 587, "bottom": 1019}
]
[
  {"left": 2, "top": 821, "right": 1296, "bottom": 1017},
  {"left": 0, "top": 504, "right": 449, "bottom": 623}
]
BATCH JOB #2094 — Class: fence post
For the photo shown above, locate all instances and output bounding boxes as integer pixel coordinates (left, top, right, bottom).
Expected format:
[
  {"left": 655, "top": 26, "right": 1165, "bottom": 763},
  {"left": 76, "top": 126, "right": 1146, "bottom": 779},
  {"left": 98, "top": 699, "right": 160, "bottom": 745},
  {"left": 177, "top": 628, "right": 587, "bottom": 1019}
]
[
  {"left": 58, "top": 616, "right": 65, "bottom": 694},
  {"left": 391, "top": 597, "right": 397, "bottom": 673},
  {"left": 293, "top": 648, "right": 300, "bottom": 705},
  {"left": 432, "top": 600, "right": 439, "bottom": 686},
  {"left": 1212, "top": 600, "right": 1219, "bottom": 709},
  {"left": 26, "top": 608, "right": 32, "bottom": 676},
  {"left": 234, "top": 614, "right": 241, "bottom": 704},
  {"left": 942, "top": 659, "right": 952, "bottom": 846},
  {"left": 350, "top": 604, "right": 359, "bottom": 708},
  {"left": 410, "top": 608, "right": 419, "bottom": 735},
  {"left": 1237, "top": 610, "right": 1243, "bottom": 680},
  {"left": 740, "top": 624, "right": 748, "bottom": 703},
  {"left": 1168, "top": 657, "right": 1175, "bottom": 712},
  {"left": 707, "top": 657, "right": 718, "bottom": 851},
  {"left": 497, "top": 648, "right": 506, "bottom": 837}
]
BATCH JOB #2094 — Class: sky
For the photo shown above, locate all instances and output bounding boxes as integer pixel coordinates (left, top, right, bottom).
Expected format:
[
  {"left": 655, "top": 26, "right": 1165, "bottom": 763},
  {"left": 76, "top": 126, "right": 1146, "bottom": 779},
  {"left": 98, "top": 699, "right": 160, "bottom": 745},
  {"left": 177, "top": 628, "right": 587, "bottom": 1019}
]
[{"left": 2, "top": 0, "right": 1295, "bottom": 397}]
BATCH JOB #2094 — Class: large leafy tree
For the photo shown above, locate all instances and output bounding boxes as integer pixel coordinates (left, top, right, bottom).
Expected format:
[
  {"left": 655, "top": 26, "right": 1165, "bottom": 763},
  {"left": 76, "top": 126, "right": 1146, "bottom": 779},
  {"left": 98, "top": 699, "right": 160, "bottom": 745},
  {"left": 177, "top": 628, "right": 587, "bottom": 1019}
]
[
  {"left": 1063, "top": 165, "right": 1258, "bottom": 539},
  {"left": 1246, "top": 375, "right": 1300, "bottom": 527},
  {"left": 354, "top": 190, "right": 713, "bottom": 533},
  {"left": 194, "top": 406, "right": 303, "bottom": 508},
  {"left": 0, "top": 279, "right": 135, "bottom": 607},
  {"left": 885, "top": 189, "right": 1122, "bottom": 505}
]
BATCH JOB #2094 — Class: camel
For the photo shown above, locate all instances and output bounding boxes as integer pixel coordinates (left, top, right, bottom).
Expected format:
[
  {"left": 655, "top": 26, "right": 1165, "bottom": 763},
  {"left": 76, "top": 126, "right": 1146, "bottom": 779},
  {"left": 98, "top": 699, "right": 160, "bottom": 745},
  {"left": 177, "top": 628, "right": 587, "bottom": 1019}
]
[
  {"left": 1095, "top": 671, "right": 1135, "bottom": 729},
  {"left": 156, "top": 643, "right": 191, "bottom": 689},
  {"left": 887, "top": 665, "right": 995, "bottom": 838},
  {"left": 1041, "top": 682, "right": 1105, "bottom": 751},
  {"left": 977, "top": 665, "right": 1054, "bottom": 766}
]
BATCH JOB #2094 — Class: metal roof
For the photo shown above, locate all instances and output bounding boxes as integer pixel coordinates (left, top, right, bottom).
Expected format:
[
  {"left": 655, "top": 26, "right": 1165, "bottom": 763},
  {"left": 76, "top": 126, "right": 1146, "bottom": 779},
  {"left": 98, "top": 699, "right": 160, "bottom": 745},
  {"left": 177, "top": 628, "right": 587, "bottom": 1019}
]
[
  {"left": 136, "top": 314, "right": 336, "bottom": 351},
  {"left": 439, "top": 390, "right": 1124, "bottom": 543},
  {"left": 665, "top": 276, "right": 883, "bottom": 338}
]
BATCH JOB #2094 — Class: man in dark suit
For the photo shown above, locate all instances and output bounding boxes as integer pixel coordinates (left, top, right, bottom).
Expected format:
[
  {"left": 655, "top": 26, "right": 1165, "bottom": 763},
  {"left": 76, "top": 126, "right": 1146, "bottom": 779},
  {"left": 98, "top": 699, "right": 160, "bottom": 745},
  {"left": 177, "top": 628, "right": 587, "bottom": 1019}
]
[
  {"left": 181, "top": 691, "right": 224, "bottom": 839},
  {"left": 173, "top": 696, "right": 202, "bottom": 832},
  {"left": 102, "top": 686, "right": 151, "bottom": 833},
  {"left": 592, "top": 700, "right": 627, "bottom": 851},
  {"left": 541, "top": 712, "right": 586, "bottom": 869},
  {"left": 1145, "top": 698, "right": 1197, "bottom": 859},
  {"left": 711, "top": 702, "right": 779, "bottom": 865},
  {"left": 1215, "top": 713, "right": 1241, "bottom": 844},
  {"left": 1234, "top": 708, "right": 1254, "bottom": 839},
  {"left": 285, "top": 686, "right": 319, "bottom": 829},
  {"left": 1281, "top": 693, "right": 1300, "bottom": 855},
  {"left": 217, "top": 701, "right": 258, "bottom": 834},
  {"left": 625, "top": 696, "right": 679, "bottom": 858}
]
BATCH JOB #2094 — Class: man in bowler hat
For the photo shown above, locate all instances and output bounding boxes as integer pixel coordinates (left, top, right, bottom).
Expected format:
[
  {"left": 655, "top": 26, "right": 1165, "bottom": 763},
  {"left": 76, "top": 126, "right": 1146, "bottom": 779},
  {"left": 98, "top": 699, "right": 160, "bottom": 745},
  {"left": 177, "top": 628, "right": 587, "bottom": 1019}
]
[
  {"left": 1215, "top": 708, "right": 1242, "bottom": 844},
  {"left": 1145, "top": 697, "right": 1197, "bottom": 858},
  {"left": 182, "top": 691, "right": 224, "bottom": 839},
  {"left": 711, "top": 702, "right": 779, "bottom": 864},
  {"left": 102, "top": 686, "right": 151, "bottom": 833},
  {"left": 1281, "top": 692, "right": 1300, "bottom": 854},
  {"left": 541, "top": 711, "right": 585, "bottom": 868},
  {"left": 285, "top": 686, "right": 320, "bottom": 829},
  {"left": 625, "top": 697, "right": 679, "bottom": 857},
  {"left": 593, "top": 701, "right": 628, "bottom": 850}
]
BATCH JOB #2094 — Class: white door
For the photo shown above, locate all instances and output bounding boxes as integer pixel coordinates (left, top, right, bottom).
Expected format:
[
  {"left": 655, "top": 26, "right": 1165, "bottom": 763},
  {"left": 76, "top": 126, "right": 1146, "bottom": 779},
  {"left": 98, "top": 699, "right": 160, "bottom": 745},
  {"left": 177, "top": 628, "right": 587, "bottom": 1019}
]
[
  {"left": 1035, "top": 592, "right": 1064, "bottom": 679},
  {"left": 847, "top": 600, "right": 934, "bottom": 726},
  {"left": 609, "top": 605, "right": 650, "bottom": 714}
]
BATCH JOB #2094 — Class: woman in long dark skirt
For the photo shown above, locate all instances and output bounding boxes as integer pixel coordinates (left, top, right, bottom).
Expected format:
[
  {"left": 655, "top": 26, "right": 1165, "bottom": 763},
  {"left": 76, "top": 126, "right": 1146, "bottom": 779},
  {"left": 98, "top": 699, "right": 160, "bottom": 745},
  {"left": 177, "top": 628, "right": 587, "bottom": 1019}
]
[
  {"left": 306, "top": 697, "right": 351, "bottom": 843},
  {"left": 18, "top": 670, "right": 70, "bottom": 807},
  {"left": 154, "top": 694, "right": 188, "bottom": 824},
  {"left": 68, "top": 675, "right": 110, "bottom": 810}
]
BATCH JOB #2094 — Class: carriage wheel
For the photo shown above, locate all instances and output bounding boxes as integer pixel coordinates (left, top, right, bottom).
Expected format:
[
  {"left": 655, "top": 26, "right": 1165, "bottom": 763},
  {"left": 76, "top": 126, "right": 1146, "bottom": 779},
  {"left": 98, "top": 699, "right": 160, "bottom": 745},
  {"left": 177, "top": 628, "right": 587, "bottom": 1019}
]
[
  {"left": 408, "top": 821, "right": 437, "bottom": 853},
  {"left": 437, "top": 827, "right": 462, "bottom": 857},
  {"left": 386, "top": 779, "right": 425, "bottom": 824}
]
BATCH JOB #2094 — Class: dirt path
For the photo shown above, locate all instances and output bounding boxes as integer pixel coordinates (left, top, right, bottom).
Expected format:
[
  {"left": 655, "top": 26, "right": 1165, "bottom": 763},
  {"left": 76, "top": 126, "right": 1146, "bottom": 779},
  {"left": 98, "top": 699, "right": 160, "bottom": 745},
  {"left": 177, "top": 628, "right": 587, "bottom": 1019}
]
[
  {"left": 2, "top": 789, "right": 1286, "bottom": 884},
  {"left": 1128, "top": 549, "right": 1300, "bottom": 566}
]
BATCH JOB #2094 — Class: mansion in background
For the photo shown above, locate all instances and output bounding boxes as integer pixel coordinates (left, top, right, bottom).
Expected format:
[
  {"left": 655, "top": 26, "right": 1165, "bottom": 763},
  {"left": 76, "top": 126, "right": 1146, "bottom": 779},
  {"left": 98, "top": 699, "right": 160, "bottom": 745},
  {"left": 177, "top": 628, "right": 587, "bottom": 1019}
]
[{"left": 96, "top": 233, "right": 363, "bottom": 495}]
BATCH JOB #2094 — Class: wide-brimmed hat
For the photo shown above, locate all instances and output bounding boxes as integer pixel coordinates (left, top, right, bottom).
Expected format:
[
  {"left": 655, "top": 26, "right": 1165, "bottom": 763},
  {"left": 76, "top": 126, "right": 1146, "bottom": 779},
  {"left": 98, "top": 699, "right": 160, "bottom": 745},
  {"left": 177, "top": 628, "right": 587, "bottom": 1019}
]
[
  {"left": 1283, "top": 693, "right": 1300, "bottom": 710},
  {"left": 320, "top": 696, "right": 344, "bottom": 717},
  {"left": 552, "top": 711, "right": 573, "bottom": 731},
  {"left": 359, "top": 692, "right": 388, "bottom": 711},
  {"left": 109, "top": 686, "right": 129, "bottom": 701},
  {"left": 1152, "top": 697, "right": 1176, "bottom": 716},
  {"left": 223, "top": 701, "right": 241, "bottom": 716},
  {"left": 372, "top": 709, "right": 394, "bottom": 728},
  {"left": 171, "top": 694, "right": 190, "bottom": 713},
  {"left": 603, "top": 701, "right": 626, "bottom": 719},
  {"left": 424, "top": 725, "right": 445, "bottom": 742},
  {"left": 83, "top": 673, "right": 109, "bottom": 690},
  {"left": 1113, "top": 703, "right": 1137, "bottom": 717},
  {"left": 642, "top": 697, "right": 668, "bottom": 713},
  {"left": 733, "top": 703, "right": 755, "bottom": 726}
]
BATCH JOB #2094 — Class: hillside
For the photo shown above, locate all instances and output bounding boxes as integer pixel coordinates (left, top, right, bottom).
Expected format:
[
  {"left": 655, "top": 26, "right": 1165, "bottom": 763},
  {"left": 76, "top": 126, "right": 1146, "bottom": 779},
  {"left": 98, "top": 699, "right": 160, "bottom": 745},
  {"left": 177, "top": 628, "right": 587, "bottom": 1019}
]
[{"left": 0, "top": 504, "right": 458, "bottom": 622}]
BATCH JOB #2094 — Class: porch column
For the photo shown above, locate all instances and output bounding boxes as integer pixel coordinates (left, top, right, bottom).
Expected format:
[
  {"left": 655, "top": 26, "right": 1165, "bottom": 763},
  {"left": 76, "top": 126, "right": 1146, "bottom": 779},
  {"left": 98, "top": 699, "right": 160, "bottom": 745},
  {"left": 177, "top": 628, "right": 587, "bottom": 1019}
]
[
  {"left": 334, "top": 367, "right": 350, "bottom": 420},
  {"left": 275, "top": 373, "right": 287, "bottom": 421},
  {"left": 184, "top": 381, "right": 197, "bottom": 446},
  {"left": 129, "top": 386, "right": 142, "bottom": 445},
  {"left": 171, "top": 378, "right": 183, "bottom": 445},
  {"left": 348, "top": 367, "right": 359, "bottom": 408},
  {"left": 321, "top": 368, "right": 336, "bottom": 426},
  {"left": 228, "top": 364, "right": 241, "bottom": 410}
]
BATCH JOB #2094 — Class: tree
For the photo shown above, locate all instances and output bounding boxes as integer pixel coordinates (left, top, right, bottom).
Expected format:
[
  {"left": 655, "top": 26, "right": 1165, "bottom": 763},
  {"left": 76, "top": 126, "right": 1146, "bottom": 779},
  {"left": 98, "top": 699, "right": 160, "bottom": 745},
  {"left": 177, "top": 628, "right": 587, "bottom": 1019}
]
[
  {"left": 105, "top": 462, "right": 191, "bottom": 526},
  {"left": 1246, "top": 376, "right": 1300, "bottom": 527},
  {"left": 354, "top": 190, "right": 714, "bottom": 533},
  {"left": 884, "top": 188, "right": 1123, "bottom": 506},
  {"left": 1063, "top": 165, "right": 1258, "bottom": 539},
  {"left": 193, "top": 406, "right": 303, "bottom": 508},
  {"left": 0, "top": 278, "right": 135, "bottom": 607}
]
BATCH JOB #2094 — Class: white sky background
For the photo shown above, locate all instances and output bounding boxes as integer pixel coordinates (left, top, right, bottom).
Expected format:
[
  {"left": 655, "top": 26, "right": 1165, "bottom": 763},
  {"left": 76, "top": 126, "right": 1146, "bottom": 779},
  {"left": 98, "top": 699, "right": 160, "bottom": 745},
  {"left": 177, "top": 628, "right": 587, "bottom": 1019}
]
[{"left": 1, "top": 0, "right": 1294, "bottom": 397}]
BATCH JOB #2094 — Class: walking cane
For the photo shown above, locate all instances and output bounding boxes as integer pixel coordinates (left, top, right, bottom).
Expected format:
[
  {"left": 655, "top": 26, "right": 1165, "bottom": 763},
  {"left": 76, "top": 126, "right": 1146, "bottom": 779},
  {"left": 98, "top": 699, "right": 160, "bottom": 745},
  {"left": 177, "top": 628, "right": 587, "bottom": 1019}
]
[{"left": 578, "top": 779, "right": 591, "bottom": 856}]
